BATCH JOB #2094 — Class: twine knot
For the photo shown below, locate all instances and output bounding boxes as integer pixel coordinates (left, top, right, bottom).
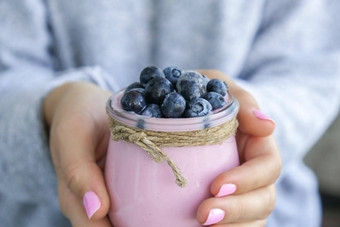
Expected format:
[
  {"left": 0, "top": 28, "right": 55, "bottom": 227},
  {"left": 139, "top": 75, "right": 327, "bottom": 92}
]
[{"left": 128, "top": 131, "right": 146, "bottom": 142}]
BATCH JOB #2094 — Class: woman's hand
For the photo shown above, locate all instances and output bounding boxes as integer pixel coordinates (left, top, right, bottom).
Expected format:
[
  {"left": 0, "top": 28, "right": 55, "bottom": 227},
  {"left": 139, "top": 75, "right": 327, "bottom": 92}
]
[
  {"left": 44, "top": 82, "right": 113, "bottom": 227},
  {"left": 196, "top": 70, "right": 282, "bottom": 226}
]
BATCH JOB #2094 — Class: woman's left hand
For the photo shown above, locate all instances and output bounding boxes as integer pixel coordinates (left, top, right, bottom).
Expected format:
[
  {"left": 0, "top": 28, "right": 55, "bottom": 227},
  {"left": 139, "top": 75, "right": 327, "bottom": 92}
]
[
  {"left": 44, "top": 82, "right": 113, "bottom": 226},
  {"left": 196, "top": 70, "right": 281, "bottom": 226}
]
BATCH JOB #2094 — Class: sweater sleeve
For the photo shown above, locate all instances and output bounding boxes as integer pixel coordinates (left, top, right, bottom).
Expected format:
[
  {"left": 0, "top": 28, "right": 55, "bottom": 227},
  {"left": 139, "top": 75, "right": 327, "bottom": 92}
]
[
  {"left": 234, "top": 0, "right": 340, "bottom": 174},
  {"left": 0, "top": 0, "right": 117, "bottom": 203}
]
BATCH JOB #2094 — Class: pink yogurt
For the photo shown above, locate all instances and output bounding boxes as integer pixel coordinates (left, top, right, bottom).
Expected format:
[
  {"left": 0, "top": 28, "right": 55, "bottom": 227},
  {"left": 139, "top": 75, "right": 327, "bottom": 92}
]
[{"left": 105, "top": 90, "right": 240, "bottom": 227}]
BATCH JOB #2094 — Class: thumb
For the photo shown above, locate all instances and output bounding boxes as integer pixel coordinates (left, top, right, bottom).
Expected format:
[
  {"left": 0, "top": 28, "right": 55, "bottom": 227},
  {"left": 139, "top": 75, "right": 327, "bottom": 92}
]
[
  {"left": 197, "top": 69, "right": 275, "bottom": 136},
  {"left": 232, "top": 85, "right": 275, "bottom": 136},
  {"left": 51, "top": 116, "right": 110, "bottom": 221},
  {"left": 63, "top": 160, "right": 110, "bottom": 220}
]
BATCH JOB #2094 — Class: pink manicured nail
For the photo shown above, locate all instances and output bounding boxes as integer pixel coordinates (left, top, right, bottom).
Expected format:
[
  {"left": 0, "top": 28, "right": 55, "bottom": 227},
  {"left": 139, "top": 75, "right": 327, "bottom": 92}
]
[
  {"left": 215, "top": 184, "right": 237, "bottom": 197},
  {"left": 203, "top": 208, "right": 225, "bottom": 225},
  {"left": 253, "top": 110, "right": 275, "bottom": 123},
  {"left": 83, "top": 191, "right": 101, "bottom": 219}
]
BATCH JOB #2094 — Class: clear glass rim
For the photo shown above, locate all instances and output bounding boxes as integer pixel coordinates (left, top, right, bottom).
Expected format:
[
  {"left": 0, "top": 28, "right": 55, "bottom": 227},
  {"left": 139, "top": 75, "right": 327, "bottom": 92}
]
[{"left": 106, "top": 89, "right": 239, "bottom": 132}]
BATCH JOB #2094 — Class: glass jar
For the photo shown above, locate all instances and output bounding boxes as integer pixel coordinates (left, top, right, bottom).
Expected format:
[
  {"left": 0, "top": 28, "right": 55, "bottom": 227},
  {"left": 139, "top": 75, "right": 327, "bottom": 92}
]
[{"left": 105, "top": 89, "right": 239, "bottom": 227}]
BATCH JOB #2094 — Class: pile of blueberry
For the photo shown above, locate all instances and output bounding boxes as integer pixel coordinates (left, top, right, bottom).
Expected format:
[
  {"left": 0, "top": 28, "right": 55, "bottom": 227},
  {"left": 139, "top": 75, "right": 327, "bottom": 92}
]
[{"left": 121, "top": 66, "right": 228, "bottom": 118}]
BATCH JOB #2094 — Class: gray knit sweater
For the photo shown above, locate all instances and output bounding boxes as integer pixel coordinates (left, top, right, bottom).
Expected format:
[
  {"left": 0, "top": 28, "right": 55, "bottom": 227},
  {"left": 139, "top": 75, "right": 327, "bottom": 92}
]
[{"left": 1, "top": 0, "right": 340, "bottom": 226}]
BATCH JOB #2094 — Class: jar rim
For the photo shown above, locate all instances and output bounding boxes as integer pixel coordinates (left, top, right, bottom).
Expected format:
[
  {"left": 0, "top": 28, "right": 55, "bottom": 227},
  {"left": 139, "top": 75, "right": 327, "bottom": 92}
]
[{"left": 106, "top": 89, "right": 239, "bottom": 132}]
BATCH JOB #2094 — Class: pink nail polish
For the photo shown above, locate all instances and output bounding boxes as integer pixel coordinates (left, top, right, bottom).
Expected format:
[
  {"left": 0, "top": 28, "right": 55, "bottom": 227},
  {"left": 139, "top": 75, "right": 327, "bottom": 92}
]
[
  {"left": 83, "top": 191, "right": 101, "bottom": 219},
  {"left": 203, "top": 208, "right": 225, "bottom": 225},
  {"left": 253, "top": 110, "right": 275, "bottom": 123},
  {"left": 215, "top": 184, "right": 237, "bottom": 197}
]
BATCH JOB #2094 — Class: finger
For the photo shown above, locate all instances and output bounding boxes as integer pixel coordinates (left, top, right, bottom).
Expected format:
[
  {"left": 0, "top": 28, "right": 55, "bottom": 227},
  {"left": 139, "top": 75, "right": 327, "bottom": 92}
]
[
  {"left": 71, "top": 216, "right": 112, "bottom": 227},
  {"left": 51, "top": 113, "right": 110, "bottom": 220},
  {"left": 197, "top": 70, "right": 275, "bottom": 137},
  {"left": 59, "top": 181, "right": 112, "bottom": 227},
  {"left": 211, "top": 219, "right": 266, "bottom": 227},
  {"left": 210, "top": 135, "right": 281, "bottom": 196},
  {"left": 197, "top": 185, "right": 275, "bottom": 225}
]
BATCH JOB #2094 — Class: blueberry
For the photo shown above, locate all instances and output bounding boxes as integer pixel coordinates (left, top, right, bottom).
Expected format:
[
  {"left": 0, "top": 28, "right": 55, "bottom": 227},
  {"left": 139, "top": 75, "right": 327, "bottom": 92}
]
[
  {"left": 207, "top": 79, "right": 228, "bottom": 96},
  {"left": 125, "top": 82, "right": 144, "bottom": 93},
  {"left": 145, "top": 77, "right": 174, "bottom": 104},
  {"left": 204, "top": 92, "right": 226, "bottom": 110},
  {"left": 136, "top": 119, "right": 146, "bottom": 129},
  {"left": 176, "top": 71, "right": 206, "bottom": 101},
  {"left": 184, "top": 98, "right": 212, "bottom": 118},
  {"left": 141, "top": 104, "right": 163, "bottom": 118},
  {"left": 140, "top": 66, "right": 165, "bottom": 87},
  {"left": 161, "top": 92, "right": 186, "bottom": 118},
  {"left": 163, "top": 66, "right": 182, "bottom": 87},
  {"left": 121, "top": 88, "right": 147, "bottom": 113}
]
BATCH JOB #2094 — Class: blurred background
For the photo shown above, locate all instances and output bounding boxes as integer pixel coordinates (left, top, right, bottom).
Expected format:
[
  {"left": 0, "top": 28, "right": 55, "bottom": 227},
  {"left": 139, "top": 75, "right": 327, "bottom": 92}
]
[{"left": 305, "top": 112, "right": 340, "bottom": 227}]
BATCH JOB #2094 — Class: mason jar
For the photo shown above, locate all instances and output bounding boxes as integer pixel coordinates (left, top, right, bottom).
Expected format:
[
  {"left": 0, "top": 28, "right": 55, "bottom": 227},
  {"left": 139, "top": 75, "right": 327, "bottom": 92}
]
[{"left": 105, "top": 89, "right": 239, "bottom": 227}]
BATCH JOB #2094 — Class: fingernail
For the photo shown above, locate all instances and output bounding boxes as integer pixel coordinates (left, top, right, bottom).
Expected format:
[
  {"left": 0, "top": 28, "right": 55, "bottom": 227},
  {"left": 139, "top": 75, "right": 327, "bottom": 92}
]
[
  {"left": 215, "top": 184, "right": 237, "bottom": 197},
  {"left": 203, "top": 208, "right": 225, "bottom": 225},
  {"left": 253, "top": 110, "right": 275, "bottom": 123},
  {"left": 83, "top": 191, "right": 101, "bottom": 219}
]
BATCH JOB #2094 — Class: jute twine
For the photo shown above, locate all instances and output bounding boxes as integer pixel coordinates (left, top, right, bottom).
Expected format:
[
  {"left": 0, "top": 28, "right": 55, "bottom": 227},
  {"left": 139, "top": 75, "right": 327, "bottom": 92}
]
[{"left": 108, "top": 117, "right": 238, "bottom": 187}]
